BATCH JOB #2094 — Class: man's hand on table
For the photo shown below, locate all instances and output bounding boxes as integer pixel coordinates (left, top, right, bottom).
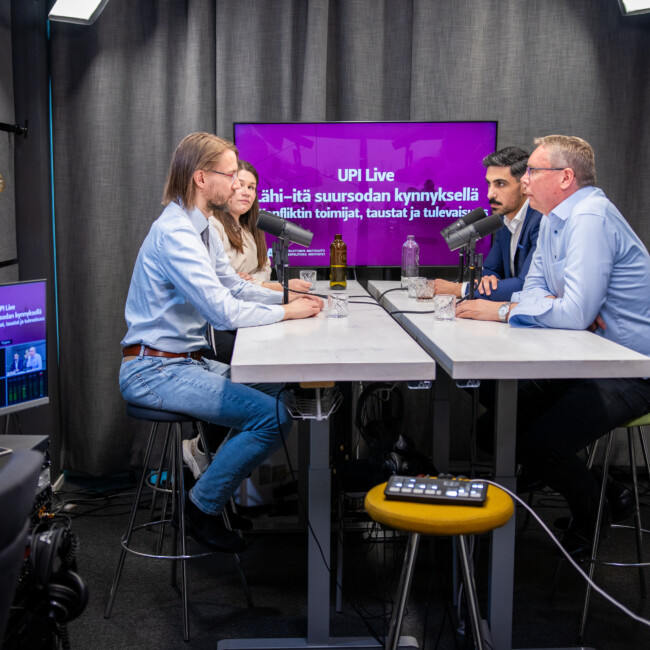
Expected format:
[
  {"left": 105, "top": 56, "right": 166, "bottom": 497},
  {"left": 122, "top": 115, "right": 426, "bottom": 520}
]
[
  {"left": 456, "top": 299, "right": 517, "bottom": 322},
  {"left": 288, "top": 278, "right": 312, "bottom": 293},
  {"left": 282, "top": 293, "right": 324, "bottom": 320},
  {"left": 433, "top": 279, "right": 462, "bottom": 298}
]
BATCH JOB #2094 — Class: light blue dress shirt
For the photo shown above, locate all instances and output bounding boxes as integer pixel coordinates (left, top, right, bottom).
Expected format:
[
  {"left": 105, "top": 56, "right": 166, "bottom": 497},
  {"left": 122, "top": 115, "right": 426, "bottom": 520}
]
[
  {"left": 510, "top": 186, "right": 650, "bottom": 357},
  {"left": 121, "top": 202, "right": 284, "bottom": 353}
]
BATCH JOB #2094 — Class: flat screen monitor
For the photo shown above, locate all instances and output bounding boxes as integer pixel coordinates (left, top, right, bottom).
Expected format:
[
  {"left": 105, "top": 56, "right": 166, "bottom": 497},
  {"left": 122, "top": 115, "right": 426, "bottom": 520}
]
[
  {"left": 233, "top": 121, "right": 498, "bottom": 267},
  {"left": 0, "top": 279, "right": 49, "bottom": 416}
]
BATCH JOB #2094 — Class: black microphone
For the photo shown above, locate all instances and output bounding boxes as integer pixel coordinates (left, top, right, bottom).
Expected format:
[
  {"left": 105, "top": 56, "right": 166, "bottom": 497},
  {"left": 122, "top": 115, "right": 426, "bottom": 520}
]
[
  {"left": 440, "top": 208, "right": 487, "bottom": 240},
  {"left": 445, "top": 213, "right": 503, "bottom": 251},
  {"left": 256, "top": 210, "right": 313, "bottom": 247}
]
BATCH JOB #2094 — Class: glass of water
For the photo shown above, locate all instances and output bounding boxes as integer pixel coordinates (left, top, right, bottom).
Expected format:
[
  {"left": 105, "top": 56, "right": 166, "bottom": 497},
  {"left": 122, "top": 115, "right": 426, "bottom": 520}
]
[
  {"left": 434, "top": 294, "right": 456, "bottom": 321},
  {"left": 407, "top": 276, "right": 422, "bottom": 299},
  {"left": 327, "top": 291, "right": 349, "bottom": 318},
  {"left": 300, "top": 269, "right": 317, "bottom": 291},
  {"left": 415, "top": 278, "right": 435, "bottom": 303}
]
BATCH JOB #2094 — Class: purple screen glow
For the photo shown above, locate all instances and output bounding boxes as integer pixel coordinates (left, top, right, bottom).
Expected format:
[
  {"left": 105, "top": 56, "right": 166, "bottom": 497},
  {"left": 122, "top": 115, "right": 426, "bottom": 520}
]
[
  {"left": 0, "top": 280, "right": 48, "bottom": 415},
  {"left": 234, "top": 121, "right": 498, "bottom": 267}
]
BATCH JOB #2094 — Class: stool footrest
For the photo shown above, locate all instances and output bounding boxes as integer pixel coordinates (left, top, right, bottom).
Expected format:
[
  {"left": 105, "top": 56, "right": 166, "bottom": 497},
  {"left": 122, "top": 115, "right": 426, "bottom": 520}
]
[{"left": 120, "top": 521, "right": 215, "bottom": 560}]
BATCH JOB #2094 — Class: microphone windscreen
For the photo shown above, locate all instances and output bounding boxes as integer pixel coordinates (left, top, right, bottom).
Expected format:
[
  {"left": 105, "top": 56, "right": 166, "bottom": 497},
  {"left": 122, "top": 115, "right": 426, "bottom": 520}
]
[
  {"left": 440, "top": 207, "right": 487, "bottom": 239},
  {"left": 284, "top": 220, "right": 313, "bottom": 247},
  {"left": 256, "top": 210, "right": 314, "bottom": 247},
  {"left": 256, "top": 210, "right": 285, "bottom": 238},
  {"left": 463, "top": 207, "right": 488, "bottom": 226},
  {"left": 472, "top": 213, "right": 504, "bottom": 238},
  {"left": 444, "top": 213, "right": 503, "bottom": 251}
]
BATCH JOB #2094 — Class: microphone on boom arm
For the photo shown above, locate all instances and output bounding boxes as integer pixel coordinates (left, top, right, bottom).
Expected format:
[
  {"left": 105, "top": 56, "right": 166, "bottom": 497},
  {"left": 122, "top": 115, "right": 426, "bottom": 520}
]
[
  {"left": 439, "top": 207, "right": 487, "bottom": 241},
  {"left": 444, "top": 212, "right": 503, "bottom": 252},
  {"left": 256, "top": 210, "right": 313, "bottom": 247},
  {"left": 441, "top": 210, "right": 504, "bottom": 299},
  {"left": 255, "top": 210, "right": 314, "bottom": 304}
]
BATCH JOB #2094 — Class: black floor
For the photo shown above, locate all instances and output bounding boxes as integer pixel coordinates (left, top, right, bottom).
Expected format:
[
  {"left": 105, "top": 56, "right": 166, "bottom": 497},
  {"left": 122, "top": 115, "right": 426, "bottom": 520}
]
[{"left": 29, "top": 473, "right": 650, "bottom": 649}]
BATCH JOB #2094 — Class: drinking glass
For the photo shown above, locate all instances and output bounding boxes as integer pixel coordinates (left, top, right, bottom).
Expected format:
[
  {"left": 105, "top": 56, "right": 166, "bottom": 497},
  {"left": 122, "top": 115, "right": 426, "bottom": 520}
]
[
  {"left": 327, "top": 291, "right": 349, "bottom": 318},
  {"left": 300, "top": 269, "right": 317, "bottom": 290},
  {"left": 434, "top": 294, "right": 456, "bottom": 321},
  {"left": 415, "top": 278, "right": 435, "bottom": 303},
  {"left": 408, "top": 276, "right": 423, "bottom": 299}
]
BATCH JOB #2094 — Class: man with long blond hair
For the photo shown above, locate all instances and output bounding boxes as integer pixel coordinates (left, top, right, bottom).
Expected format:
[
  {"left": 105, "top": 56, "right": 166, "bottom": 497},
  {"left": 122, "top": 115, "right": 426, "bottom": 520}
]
[{"left": 120, "top": 132, "right": 322, "bottom": 552}]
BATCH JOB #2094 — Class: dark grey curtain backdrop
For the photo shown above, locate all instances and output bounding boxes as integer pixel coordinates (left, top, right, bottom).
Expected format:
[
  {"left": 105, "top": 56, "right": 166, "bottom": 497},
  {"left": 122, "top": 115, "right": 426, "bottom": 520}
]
[{"left": 50, "top": 0, "right": 650, "bottom": 475}]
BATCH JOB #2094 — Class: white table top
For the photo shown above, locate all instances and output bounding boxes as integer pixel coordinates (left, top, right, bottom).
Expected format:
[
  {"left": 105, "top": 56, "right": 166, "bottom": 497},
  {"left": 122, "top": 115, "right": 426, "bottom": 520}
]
[
  {"left": 230, "top": 281, "right": 436, "bottom": 383},
  {"left": 368, "top": 281, "right": 650, "bottom": 380}
]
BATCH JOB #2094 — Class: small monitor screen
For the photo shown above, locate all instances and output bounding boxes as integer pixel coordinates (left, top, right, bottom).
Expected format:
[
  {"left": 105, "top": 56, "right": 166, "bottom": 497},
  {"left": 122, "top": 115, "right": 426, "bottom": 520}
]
[
  {"left": 0, "top": 279, "right": 49, "bottom": 416},
  {"left": 233, "top": 121, "right": 498, "bottom": 267}
]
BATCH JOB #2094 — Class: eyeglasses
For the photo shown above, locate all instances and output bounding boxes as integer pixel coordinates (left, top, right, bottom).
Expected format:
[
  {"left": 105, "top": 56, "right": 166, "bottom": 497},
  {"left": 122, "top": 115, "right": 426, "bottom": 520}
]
[
  {"left": 525, "top": 166, "right": 565, "bottom": 177},
  {"left": 205, "top": 169, "right": 239, "bottom": 186}
]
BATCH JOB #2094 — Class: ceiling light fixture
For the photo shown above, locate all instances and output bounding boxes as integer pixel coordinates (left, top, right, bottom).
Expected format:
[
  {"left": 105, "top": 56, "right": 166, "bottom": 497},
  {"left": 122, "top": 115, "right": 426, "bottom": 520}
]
[
  {"left": 48, "top": 0, "right": 110, "bottom": 25},
  {"left": 617, "top": 0, "right": 650, "bottom": 15}
]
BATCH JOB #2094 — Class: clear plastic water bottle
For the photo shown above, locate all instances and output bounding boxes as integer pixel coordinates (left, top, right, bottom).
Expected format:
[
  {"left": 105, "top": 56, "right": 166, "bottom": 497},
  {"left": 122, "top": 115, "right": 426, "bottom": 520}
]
[{"left": 401, "top": 235, "right": 419, "bottom": 288}]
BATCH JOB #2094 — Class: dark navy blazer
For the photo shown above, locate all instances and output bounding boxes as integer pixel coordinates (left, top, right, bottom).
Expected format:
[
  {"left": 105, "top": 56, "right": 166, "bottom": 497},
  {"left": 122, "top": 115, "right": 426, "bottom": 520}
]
[{"left": 476, "top": 204, "right": 543, "bottom": 302}]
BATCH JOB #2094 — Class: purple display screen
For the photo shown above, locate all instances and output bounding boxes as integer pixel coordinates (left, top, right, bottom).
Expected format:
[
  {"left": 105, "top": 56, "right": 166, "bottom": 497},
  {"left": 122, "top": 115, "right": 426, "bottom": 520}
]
[
  {"left": 234, "top": 121, "right": 498, "bottom": 267},
  {"left": 0, "top": 280, "right": 48, "bottom": 415}
]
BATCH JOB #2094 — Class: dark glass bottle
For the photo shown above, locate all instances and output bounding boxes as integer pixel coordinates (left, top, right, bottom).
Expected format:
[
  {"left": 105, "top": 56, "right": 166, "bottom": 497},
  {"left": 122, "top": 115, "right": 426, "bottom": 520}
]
[{"left": 329, "top": 234, "right": 347, "bottom": 288}]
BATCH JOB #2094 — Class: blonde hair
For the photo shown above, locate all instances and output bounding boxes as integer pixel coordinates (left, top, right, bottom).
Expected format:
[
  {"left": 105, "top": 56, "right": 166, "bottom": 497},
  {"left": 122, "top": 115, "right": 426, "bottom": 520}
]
[
  {"left": 162, "top": 132, "right": 238, "bottom": 208},
  {"left": 533, "top": 135, "right": 596, "bottom": 187}
]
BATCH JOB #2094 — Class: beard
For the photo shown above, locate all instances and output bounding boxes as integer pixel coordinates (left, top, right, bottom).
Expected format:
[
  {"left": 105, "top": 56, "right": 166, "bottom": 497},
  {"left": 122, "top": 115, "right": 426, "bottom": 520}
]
[{"left": 206, "top": 197, "right": 230, "bottom": 214}]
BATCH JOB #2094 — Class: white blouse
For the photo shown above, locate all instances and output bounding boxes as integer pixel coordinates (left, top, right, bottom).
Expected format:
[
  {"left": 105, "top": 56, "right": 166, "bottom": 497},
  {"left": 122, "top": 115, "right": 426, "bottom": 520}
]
[{"left": 209, "top": 216, "right": 272, "bottom": 284}]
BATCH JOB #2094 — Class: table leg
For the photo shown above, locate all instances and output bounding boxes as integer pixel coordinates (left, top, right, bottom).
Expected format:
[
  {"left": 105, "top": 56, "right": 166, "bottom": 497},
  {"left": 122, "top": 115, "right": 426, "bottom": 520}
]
[
  {"left": 218, "top": 417, "right": 418, "bottom": 650},
  {"left": 432, "top": 369, "right": 451, "bottom": 473},
  {"left": 487, "top": 381, "right": 594, "bottom": 650},
  {"left": 489, "top": 379, "right": 517, "bottom": 650},
  {"left": 308, "top": 418, "right": 332, "bottom": 644}
]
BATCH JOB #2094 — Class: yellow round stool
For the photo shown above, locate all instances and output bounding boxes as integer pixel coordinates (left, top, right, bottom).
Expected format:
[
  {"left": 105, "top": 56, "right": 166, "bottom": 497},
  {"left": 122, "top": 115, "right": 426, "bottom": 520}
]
[{"left": 365, "top": 481, "right": 514, "bottom": 650}]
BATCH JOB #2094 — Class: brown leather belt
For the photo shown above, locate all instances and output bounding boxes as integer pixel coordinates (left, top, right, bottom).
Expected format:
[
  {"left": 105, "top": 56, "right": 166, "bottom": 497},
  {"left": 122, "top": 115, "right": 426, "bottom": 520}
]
[{"left": 122, "top": 344, "right": 204, "bottom": 361}]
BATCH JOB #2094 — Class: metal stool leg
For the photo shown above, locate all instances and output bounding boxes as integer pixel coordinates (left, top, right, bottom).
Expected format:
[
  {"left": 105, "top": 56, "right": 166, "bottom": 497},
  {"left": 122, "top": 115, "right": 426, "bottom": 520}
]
[
  {"left": 586, "top": 439, "right": 599, "bottom": 470},
  {"left": 219, "top": 504, "right": 253, "bottom": 607},
  {"left": 154, "top": 425, "right": 173, "bottom": 555},
  {"left": 336, "top": 491, "right": 344, "bottom": 613},
  {"left": 105, "top": 422, "right": 159, "bottom": 618},
  {"left": 457, "top": 535, "right": 484, "bottom": 650},
  {"left": 231, "top": 549, "right": 253, "bottom": 608},
  {"left": 628, "top": 428, "right": 647, "bottom": 598},
  {"left": 195, "top": 421, "right": 213, "bottom": 465},
  {"left": 149, "top": 423, "right": 172, "bottom": 522},
  {"left": 174, "top": 423, "right": 191, "bottom": 641},
  {"left": 579, "top": 433, "right": 614, "bottom": 642},
  {"left": 170, "top": 428, "right": 180, "bottom": 590},
  {"left": 637, "top": 426, "right": 650, "bottom": 484},
  {"left": 386, "top": 533, "right": 420, "bottom": 650}
]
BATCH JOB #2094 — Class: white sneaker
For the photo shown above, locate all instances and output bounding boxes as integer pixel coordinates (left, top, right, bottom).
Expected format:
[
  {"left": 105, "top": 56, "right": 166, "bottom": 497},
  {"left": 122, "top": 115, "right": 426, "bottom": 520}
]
[{"left": 182, "top": 436, "right": 210, "bottom": 479}]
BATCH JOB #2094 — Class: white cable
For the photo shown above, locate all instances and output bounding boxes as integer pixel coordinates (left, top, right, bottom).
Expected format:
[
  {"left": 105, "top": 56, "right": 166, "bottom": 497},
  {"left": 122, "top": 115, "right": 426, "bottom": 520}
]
[{"left": 483, "top": 479, "right": 650, "bottom": 629}]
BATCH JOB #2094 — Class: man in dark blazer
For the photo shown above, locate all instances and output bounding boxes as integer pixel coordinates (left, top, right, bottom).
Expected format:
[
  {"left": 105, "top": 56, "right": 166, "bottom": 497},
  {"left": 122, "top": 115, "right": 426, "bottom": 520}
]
[
  {"left": 8, "top": 352, "right": 25, "bottom": 374},
  {"left": 434, "top": 146, "right": 542, "bottom": 301}
]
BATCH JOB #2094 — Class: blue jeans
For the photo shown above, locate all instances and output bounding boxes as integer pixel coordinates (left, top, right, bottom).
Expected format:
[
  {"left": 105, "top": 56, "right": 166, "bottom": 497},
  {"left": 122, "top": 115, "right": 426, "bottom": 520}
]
[{"left": 119, "top": 355, "right": 292, "bottom": 515}]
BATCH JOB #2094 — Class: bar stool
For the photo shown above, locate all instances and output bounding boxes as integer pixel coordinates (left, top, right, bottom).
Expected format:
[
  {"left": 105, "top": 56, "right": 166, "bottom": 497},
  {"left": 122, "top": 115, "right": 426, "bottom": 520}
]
[
  {"left": 578, "top": 412, "right": 650, "bottom": 643},
  {"left": 104, "top": 404, "right": 252, "bottom": 641},
  {"left": 364, "top": 481, "right": 514, "bottom": 650}
]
